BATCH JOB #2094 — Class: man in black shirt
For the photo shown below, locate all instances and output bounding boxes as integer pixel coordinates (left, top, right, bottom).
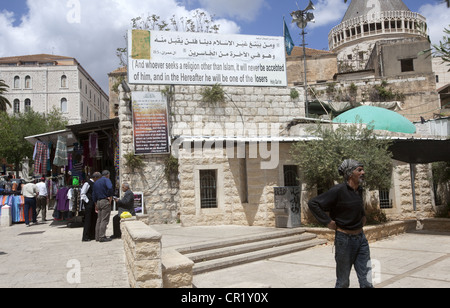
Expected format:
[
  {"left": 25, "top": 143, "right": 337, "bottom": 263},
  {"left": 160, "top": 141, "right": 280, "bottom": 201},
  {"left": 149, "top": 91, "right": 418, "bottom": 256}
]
[{"left": 308, "top": 159, "right": 374, "bottom": 288}]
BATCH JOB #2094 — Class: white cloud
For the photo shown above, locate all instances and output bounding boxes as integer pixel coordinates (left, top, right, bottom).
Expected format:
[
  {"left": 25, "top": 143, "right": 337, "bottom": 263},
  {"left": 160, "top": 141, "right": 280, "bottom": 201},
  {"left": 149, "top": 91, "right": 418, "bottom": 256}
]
[
  {"left": 0, "top": 0, "right": 240, "bottom": 93},
  {"left": 198, "top": 0, "right": 267, "bottom": 22},
  {"left": 307, "top": 0, "right": 348, "bottom": 29},
  {"left": 418, "top": 2, "right": 450, "bottom": 46}
]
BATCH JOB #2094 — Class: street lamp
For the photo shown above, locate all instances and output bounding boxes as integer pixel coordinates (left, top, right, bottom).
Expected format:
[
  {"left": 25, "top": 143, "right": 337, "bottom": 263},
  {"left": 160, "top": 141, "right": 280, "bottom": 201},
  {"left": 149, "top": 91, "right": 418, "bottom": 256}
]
[{"left": 291, "top": 0, "right": 315, "bottom": 117}]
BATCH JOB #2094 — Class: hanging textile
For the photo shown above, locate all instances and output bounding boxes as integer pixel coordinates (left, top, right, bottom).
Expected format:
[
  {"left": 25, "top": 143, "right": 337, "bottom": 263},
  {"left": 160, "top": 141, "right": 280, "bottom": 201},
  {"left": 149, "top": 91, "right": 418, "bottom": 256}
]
[
  {"left": 89, "top": 133, "right": 98, "bottom": 158},
  {"left": 56, "top": 187, "right": 70, "bottom": 212},
  {"left": 33, "top": 141, "right": 48, "bottom": 176},
  {"left": 53, "top": 136, "right": 68, "bottom": 167}
]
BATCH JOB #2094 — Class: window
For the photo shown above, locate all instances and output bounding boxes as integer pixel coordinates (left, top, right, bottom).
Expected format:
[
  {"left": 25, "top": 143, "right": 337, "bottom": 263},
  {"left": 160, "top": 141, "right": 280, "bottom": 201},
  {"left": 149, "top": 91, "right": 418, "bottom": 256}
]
[
  {"left": 61, "top": 75, "right": 67, "bottom": 88},
  {"left": 200, "top": 170, "right": 217, "bottom": 208},
  {"left": 14, "top": 99, "right": 20, "bottom": 113},
  {"left": 25, "top": 99, "right": 31, "bottom": 112},
  {"left": 61, "top": 98, "right": 68, "bottom": 113},
  {"left": 401, "top": 58, "right": 414, "bottom": 72},
  {"left": 25, "top": 76, "right": 31, "bottom": 89},
  {"left": 379, "top": 190, "right": 392, "bottom": 209},
  {"left": 14, "top": 76, "right": 20, "bottom": 89},
  {"left": 283, "top": 165, "right": 299, "bottom": 187}
]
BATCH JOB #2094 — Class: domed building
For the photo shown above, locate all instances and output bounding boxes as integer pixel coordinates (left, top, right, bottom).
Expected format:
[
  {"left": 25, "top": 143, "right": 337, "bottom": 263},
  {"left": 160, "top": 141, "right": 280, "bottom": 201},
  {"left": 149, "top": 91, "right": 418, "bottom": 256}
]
[
  {"left": 329, "top": 0, "right": 428, "bottom": 73},
  {"left": 286, "top": 0, "right": 442, "bottom": 122}
]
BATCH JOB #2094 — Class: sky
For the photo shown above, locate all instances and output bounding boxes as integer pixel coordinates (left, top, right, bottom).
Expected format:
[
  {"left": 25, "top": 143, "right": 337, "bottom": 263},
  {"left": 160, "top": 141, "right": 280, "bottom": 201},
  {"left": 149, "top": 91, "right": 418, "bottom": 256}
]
[{"left": 0, "top": 0, "right": 449, "bottom": 93}]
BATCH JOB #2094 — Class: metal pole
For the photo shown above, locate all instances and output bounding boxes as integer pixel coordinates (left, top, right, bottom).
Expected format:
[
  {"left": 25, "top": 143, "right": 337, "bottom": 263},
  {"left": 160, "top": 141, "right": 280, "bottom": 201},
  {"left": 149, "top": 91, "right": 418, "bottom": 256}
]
[
  {"left": 410, "top": 163, "right": 417, "bottom": 211},
  {"left": 302, "top": 26, "right": 308, "bottom": 117}
]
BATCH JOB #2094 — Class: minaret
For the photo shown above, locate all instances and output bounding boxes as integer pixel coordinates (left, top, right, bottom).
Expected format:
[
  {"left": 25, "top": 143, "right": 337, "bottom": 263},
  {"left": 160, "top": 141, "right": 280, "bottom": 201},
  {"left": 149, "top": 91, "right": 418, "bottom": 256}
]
[{"left": 329, "top": 0, "right": 428, "bottom": 72}]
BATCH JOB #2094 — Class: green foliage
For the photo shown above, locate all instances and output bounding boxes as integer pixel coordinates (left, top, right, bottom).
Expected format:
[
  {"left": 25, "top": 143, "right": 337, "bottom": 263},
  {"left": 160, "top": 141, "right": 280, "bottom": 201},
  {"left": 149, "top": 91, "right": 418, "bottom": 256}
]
[
  {"left": 290, "top": 122, "right": 393, "bottom": 192},
  {"left": 0, "top": 109, "right": 68, "bottom": 173},
  {"left": 432, "top": 161, "right": 450, "bottom": 185},
  {"left": 370, "top": 81, "right": 405, "bottom": 102},
  {"left": 164, "top": 154, "right": 179, "bottom": 182},
  {"left": 123, "top": 152, "right": 144, "bottom": 172},
  {"left": 432, "top": 26, "right": 450, "bottom": 71},
  {"left": 0, "top": 79, "right": 11, "bottom": 112},
  {"left": 200, "top": 83, "right": 225, "bottom": 105},
  {"left": 290, "top": 88, "right": 299, "bottom": 100}
]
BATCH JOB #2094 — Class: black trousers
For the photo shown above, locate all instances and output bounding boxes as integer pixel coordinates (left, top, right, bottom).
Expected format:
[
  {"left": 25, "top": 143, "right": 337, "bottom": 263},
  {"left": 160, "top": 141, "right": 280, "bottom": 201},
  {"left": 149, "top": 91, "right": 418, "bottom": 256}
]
[
  {"left": 82, "top": 203, "right": 97, "bottom": 241},
  {"left": 112, "top": 214, "right": 121, "bottom": 238}
]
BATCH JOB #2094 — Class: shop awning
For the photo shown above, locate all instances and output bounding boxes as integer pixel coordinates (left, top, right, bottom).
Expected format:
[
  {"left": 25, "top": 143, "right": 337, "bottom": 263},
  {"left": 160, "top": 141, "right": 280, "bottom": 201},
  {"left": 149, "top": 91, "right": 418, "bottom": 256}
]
[
  {"left": 390, "top": 138, "right": 450, "bottom": 164},
  {"left": 25, "top": 129, "right": 78, "bottom": 146}
]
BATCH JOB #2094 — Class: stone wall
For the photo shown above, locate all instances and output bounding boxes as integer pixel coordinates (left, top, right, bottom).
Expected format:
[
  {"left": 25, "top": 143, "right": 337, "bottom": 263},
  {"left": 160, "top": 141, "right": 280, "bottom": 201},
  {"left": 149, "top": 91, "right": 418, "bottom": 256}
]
[
  {"left": 118, "top": 83, "right": 440, "bottom": 227},
  {"left": 118, "top": 84, "right": 306, "bottom": 226}
]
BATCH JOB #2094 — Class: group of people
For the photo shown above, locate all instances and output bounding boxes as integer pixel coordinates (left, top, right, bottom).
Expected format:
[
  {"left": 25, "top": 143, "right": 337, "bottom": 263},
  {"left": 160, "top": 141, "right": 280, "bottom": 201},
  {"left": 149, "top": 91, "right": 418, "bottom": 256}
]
[
  {"left": 19, "top": 157, "right": 373, "bottom": 287},
  {"left": 81, "top": 170, "right": 136, "bottom": 242},
  {"left": 20, "top": 170, "right": 136, "bottom": 243}
]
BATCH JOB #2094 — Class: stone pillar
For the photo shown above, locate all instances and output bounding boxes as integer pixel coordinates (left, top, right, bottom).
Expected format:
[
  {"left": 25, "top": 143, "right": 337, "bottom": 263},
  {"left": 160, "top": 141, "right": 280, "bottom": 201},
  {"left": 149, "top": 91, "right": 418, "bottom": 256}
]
[
  {"left": 1, "top": 206, "right": 12, "bottom": 227},
  {"left": 121, "top": 220, "right": 163, "bottom": 288}
]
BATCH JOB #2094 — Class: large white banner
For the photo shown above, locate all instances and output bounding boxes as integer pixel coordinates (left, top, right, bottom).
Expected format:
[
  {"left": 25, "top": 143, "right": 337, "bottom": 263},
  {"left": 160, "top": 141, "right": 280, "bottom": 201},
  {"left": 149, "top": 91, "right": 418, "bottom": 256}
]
[{"left": 128, "top": 30, "right": 287, "bottom": 87}]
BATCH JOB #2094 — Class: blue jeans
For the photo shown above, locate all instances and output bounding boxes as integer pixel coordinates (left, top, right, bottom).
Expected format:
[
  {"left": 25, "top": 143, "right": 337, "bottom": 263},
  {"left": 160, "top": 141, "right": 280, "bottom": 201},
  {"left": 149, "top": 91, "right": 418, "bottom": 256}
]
[
  {"left": 334, "top": 231, "right": 374, "bottom": 288},
  {"left": 24, "top": 197, "right": 37, "bottom": 225}
]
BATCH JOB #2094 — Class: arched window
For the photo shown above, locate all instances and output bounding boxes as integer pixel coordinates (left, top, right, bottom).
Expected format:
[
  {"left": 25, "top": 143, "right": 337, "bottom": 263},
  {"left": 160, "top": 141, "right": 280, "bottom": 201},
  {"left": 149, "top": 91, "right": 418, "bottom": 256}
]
[
  {"left": 61, "top": 98, "right": 68, "bottom": 113},
  {"left": 25, "top": 76, "right": 31, "bottom": 89},
  {"left": 14, "top": 99, "right": 20, "bottom": 113},
  {"left": 14, "top": 76, "right": 20, "bottom": 89},
  {"left": 61, "top": 75, "right": 67, "bottom": 88},
  {"left": 25, "top": 99, "right": 31, "bottom": 112}
]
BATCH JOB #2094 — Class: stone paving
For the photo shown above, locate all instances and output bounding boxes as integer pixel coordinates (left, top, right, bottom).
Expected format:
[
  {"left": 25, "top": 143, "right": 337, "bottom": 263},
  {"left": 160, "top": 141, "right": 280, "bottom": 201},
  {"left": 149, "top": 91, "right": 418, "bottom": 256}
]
[
  {"left": 1, "top": 216, "right": 450, "bottom": 288},
  {"left": 0, "top": 213, "right": 129, "bottom": 288}
]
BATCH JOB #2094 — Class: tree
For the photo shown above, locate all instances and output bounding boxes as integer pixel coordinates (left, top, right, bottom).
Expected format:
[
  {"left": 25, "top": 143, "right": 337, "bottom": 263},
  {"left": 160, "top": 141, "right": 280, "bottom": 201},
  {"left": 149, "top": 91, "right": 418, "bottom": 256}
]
[
  {"left": 0, "top": 79, "right": 11, "bottom": 112},
  {"left": 116, "top": 10, "right": 221, "bottom": 67},
  {"left": 290, "top": 122, "right": 393, "bottom": 192},
  {"left": 0, "top": 108, "right": 68, "bottom": 177},
  {"left": 432, "top": 26, "right": 450, "bottom": 71}
]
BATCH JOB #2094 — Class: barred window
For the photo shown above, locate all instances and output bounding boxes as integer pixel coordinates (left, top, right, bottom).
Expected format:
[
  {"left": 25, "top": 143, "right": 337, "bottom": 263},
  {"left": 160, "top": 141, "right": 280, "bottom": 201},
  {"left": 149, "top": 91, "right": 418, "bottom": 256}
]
[
  {"left": 200, "top": 170, "right": 217, "bottom": 208},
  {"left": 284, "top": 165, "right": 299, "bottom": 187},
  {"left": 379, "top": 189, "right": 392, "bottom": 209}
]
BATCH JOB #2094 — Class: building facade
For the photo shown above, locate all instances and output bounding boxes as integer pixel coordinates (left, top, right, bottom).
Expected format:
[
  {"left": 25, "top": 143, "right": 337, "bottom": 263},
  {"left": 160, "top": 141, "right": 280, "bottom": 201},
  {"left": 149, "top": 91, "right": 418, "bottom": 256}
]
[
  {"left": 0, "top": 54, "right": 109, "bottom": 125},
  {"left": 286, "top": 0, "right": 441, "bottom": 122}
]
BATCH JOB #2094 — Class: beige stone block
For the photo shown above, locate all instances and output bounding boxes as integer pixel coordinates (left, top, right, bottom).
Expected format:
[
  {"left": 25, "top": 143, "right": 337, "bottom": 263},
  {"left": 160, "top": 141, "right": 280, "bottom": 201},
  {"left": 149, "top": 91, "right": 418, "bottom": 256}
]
[{"left": 133, "top": 259, "right": 162, "bottom": 282}]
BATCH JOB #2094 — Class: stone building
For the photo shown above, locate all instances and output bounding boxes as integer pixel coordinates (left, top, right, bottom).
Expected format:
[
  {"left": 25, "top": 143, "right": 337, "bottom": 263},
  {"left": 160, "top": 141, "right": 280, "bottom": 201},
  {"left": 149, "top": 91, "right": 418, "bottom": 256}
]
[
  {"left": 0, "top": 54, "right": 109, "bottom": 124},
  {"left": 111, "top": 0, "right": 447, "bottom": 227},
  {"left": 117, "top": 81, "right": 445, "bottom": 227},
  {"left": 288, "top": 0, "right": 441, "bottom": 122}
]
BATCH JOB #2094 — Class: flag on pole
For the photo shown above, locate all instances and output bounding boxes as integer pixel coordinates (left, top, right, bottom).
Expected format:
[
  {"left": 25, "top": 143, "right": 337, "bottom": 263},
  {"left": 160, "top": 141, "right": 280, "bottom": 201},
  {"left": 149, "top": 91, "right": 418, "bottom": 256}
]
[{"left": 284, "top": 19, "right": 295, "bottom": 56}]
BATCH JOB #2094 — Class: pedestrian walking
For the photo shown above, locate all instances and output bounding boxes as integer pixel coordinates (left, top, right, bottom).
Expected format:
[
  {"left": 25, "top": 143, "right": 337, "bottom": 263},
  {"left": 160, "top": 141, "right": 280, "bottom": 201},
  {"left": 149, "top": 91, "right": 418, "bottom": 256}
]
[
  {"left": 81, "top": 172, "right": 101, "bottom": 242},
  {"left": 111, "top": 182, "right": 135, "bottom": 239},
  {"left": 35, "top": 177, "right": 48, "bottom": 222},
  {"left": 308, "top": 159, "right": 374, "bottom": 288},
  {"left": 22, "top": 179, "right": 39, "bottom": 227},
  {"left": 92, "top": 170, "right": 114, "bottom": 242}
]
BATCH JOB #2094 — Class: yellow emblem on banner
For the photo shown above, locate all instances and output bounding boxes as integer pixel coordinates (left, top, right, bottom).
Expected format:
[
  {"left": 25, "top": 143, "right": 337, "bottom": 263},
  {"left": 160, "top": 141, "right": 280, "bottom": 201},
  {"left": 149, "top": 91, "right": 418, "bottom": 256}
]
[{"left": 131, "top": 30, "right": 151, "bottom": 60}]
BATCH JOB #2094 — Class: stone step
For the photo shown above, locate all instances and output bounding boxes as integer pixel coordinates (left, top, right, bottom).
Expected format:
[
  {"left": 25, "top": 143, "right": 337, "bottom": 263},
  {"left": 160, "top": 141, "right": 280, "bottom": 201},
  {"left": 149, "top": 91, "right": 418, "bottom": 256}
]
[
  {"left": 176, "top": 228, "right": 307, "bottom": 254},
  {"left": 185, "top": 232, "right": 318, "bottom": 263},
  {"left": 192, "top": 237, "right": 327, "bottom": 275}
]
